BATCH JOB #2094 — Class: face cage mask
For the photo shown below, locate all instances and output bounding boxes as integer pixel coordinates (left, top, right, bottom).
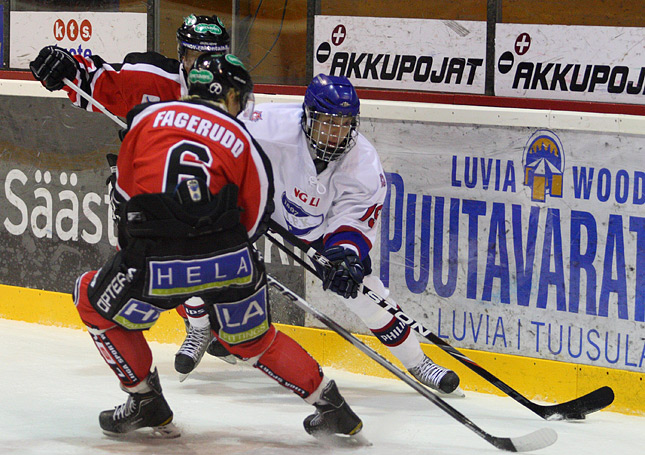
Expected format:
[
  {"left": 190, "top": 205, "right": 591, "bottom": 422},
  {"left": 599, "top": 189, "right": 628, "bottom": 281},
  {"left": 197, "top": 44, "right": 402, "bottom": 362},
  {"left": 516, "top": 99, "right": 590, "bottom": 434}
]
[{"left": 303, "top": 108, "right": 359, "bottom": 162}]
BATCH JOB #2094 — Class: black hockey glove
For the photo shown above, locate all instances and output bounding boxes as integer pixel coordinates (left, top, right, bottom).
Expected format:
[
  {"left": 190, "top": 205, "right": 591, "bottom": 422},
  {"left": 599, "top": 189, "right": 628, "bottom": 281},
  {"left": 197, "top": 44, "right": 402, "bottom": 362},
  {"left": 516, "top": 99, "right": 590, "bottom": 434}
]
[
  {"left": 29, "top": 46, "right": 79, "bottom": 91},
  {"left": 321, "top": 245, "right": 364, "bottom": 299}
]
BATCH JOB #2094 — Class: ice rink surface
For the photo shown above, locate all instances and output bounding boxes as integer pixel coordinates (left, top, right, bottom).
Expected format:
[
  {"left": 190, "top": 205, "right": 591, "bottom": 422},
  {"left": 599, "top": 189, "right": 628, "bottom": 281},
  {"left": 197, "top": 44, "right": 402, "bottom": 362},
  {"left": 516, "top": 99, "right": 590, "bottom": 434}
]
[{"left": 0, "top": 318, "right": 642, "bottom": 455}]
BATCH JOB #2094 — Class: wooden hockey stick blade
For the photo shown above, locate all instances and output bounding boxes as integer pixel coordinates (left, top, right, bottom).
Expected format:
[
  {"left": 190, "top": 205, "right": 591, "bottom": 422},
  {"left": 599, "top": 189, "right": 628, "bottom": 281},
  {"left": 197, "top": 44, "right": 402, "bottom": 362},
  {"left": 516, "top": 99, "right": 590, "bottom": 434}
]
[
  {"left": 264, "top": 223, "right": 614, "bottom": 421},
  {"left": 266, "top": 274, "right": 557, "bottom": 452}
]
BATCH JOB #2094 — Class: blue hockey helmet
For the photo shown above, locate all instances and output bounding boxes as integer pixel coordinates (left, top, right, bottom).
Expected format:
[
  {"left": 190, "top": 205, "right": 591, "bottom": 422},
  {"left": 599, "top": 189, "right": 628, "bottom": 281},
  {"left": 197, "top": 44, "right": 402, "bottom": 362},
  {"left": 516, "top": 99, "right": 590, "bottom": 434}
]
[{"left": 301, "top": 74, "right": 360, "bottom": 162}]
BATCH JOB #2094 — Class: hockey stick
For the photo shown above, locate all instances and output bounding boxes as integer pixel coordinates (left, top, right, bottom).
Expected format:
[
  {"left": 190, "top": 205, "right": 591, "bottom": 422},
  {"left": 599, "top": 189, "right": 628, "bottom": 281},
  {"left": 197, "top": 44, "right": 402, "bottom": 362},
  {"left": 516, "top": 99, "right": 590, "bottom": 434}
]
[
  {"left": 265, "top": 220, "right": 614, "bottom": 421},
  {"left": 266, "top": 273, "right": 557, "bottom": 452},
  {"left": 62, "top": 78, "right": 127, "bottom": 129}
]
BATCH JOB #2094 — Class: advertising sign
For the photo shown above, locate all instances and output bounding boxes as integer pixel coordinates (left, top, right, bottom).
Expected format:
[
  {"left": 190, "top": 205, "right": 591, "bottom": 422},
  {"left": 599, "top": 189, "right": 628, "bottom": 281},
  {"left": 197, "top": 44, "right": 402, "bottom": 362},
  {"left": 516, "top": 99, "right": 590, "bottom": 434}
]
[
  {"left": 10, "top": 12, "right": 146, "bottom": 68},
  {"left": 496, "top": 23, "right": 645, "bottom": 104},
  {"left": 379, "top": 123, "right": 645, "bottom": 371},
  {"left": 305, "top": 116, "right": 645, "bottom": 372},
  {"left": 314, "top": 16, "right": 486, "bottom": 94}
]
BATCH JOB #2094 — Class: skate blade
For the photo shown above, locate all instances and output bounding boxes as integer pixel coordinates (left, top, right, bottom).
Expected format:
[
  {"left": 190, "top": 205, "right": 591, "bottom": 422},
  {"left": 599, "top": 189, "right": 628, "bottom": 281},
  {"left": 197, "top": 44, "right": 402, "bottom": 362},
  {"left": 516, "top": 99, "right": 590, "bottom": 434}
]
[
  {"left": 178, "top": 372, "right": 190, "bottom": 383},
  {"left": 207, "top": 342, "right": 238, "bottom": 364},
  {"left": 152, "top": 422, "right": 181, "bottom": 438},
  {"left": 438, "top": 386, "right": 466, "bottom": 398},
  {"left": 313, "top": 431, "right": 372, "bottom": 448},
  {"left": 102, "top": 422, "right": 181, "bottom": 440},
  {"left": 215, "top": 354, "right": 238, "bottom": 365}
]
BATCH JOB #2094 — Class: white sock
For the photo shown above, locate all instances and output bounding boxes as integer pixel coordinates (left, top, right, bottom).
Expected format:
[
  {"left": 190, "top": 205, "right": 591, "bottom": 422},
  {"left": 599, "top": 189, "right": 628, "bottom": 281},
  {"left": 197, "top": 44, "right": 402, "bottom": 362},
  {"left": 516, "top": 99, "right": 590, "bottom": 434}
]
[
  {"left": 346, "top": 275, "right": 425, "bottom": 369},
  {"left": 184, "top": 296, "right": 210, "bottom": 330},
  {"left": 304, "top": 376, "right": 331, "bottom": 405}
]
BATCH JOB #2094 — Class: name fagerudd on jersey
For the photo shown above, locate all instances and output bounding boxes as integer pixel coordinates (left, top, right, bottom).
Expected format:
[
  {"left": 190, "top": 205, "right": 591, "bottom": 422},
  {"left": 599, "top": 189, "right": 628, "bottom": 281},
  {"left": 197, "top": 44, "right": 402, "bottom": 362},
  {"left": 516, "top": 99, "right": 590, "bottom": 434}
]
[{"left": 152, "top": 110, "right": 247, "bottom": 158}]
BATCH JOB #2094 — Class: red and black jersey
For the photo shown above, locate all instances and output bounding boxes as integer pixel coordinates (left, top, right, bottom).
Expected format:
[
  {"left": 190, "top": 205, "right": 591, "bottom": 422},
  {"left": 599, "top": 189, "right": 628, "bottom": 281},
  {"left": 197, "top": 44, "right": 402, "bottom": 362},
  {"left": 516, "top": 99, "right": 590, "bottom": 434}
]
[
  {"left": 115, "top": 99, "right": 274, "bottom": 239},
  {"left": 65, "top": 52, "right": 185, "bottom": 118}
]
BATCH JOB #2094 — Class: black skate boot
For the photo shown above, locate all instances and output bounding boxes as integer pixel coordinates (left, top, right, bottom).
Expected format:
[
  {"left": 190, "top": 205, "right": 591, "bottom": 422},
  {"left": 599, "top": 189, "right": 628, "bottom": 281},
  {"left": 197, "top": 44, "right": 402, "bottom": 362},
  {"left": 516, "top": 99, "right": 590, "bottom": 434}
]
[
  {"left": 304, "top": 380, "right": 364, "bottom": 442},
  {"left": 99, "top": 368, "right": 179, "bottom": 438},
  {"left": 206, "top": 338, "right": 238, "bottom": 365},
  {"left": 408, "top": 355, "right": 462, "bottom": 395},
  {"left": 174, "top": 324, "right": 214, "bottom": 378}
]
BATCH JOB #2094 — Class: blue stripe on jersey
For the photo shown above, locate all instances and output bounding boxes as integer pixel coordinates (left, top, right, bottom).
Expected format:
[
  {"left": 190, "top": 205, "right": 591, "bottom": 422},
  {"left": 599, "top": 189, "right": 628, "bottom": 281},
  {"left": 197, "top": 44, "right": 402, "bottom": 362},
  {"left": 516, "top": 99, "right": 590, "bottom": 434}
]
[{"left": 324, "top": 229, "right": 370, "bottom": 259}]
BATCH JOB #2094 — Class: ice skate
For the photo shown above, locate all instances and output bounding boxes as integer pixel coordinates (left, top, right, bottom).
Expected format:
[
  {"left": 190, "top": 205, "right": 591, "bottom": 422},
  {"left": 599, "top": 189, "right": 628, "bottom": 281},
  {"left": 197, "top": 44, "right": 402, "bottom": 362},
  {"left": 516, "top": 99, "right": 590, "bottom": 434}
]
[
  {"left": 99, "top": 368, "right": 179, "bottom": 438},
  {"left": 409, "top": 355, "right": 463, "bottom": 396},
  {"left": 174, "top": 324, "right": 213, "bottom": 380},
  {"left": 304, "top": 380, "right": 369, "bottom": 446},
  {"left": 206, "top": 337, "right": 238, "bottom": 365}
]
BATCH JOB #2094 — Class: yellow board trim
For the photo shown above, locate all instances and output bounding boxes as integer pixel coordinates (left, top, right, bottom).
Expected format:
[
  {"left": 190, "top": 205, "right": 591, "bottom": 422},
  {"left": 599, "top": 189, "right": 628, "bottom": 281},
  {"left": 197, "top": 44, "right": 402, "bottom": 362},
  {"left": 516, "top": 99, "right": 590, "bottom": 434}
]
[{"left": 1, "top": 283, "right": 641, "bottom": 415}]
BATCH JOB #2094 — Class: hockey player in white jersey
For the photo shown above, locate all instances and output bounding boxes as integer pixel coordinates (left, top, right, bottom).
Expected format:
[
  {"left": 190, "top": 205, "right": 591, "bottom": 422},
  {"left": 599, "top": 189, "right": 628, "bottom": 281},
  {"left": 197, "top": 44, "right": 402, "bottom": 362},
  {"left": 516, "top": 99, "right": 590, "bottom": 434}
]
[{"left": 176, "top": 74, "right": 461, "bottom": 395}]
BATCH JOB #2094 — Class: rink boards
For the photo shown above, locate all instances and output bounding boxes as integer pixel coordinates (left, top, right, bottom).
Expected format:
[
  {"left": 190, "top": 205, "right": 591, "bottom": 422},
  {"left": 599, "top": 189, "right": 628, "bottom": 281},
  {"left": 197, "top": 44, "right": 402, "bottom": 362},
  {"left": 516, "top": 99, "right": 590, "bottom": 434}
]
[
  {"left": 0, "top": 282, "right": 642, "bottom": 416},
  {"left": 0, "top": 79, "right": 643, "bottom": 416}
]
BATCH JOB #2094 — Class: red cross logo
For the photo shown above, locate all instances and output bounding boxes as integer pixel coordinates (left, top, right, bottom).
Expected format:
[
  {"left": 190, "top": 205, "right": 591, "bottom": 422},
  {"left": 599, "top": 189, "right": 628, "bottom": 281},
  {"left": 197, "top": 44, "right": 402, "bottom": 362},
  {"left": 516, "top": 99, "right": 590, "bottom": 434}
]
[
  {"left": 515, "top": 33, "right": 531, "bottom": 55},
  {"left": 331, "top": 25, "right": 346, "bottom": 46}
]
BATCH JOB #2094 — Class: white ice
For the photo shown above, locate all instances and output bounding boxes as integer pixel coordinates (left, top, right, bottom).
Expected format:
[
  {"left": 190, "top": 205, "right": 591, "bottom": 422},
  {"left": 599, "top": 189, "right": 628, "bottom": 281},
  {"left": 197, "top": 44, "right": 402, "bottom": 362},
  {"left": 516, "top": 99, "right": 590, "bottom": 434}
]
[{"left": 0, "top": 318, "right": 642, "bottom": 455}]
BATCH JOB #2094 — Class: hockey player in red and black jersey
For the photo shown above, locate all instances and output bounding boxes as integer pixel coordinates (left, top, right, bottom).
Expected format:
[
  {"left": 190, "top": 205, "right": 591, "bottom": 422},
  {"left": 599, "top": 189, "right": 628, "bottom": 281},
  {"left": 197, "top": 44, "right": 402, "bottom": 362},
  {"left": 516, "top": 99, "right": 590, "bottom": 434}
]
[
  {"left": 72, "top": 53, "right": 364, "bottom": 441},
  {"left": 30, "top": 14, "right": 229, "bottom": 118}
]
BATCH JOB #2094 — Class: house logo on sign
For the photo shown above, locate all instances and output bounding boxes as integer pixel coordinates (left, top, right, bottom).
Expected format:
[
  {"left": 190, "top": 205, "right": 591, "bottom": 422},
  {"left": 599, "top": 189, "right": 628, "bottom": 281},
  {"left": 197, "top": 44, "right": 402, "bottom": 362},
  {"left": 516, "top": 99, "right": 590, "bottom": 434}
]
[{"left": 522, "top": 129, "right": 565, "bottom": 202}]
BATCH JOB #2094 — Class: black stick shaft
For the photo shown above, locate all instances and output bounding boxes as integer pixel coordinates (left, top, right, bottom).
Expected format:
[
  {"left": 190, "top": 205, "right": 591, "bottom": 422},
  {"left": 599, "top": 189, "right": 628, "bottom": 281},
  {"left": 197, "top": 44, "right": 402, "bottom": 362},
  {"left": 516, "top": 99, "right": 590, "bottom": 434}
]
[
  {"left": 265, "top": 220, "right": 613, "bottom": 420},
  {"left": 265, "top": 273, "right": 557, "bottom": 452}
]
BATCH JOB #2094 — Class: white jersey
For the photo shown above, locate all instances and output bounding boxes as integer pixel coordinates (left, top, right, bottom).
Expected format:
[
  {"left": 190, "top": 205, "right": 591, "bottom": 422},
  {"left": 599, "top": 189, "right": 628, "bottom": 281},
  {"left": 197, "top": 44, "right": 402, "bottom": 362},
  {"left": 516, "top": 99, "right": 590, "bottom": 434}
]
[{"left": 242, "top": 103, "right": 387, "bottom": 259}]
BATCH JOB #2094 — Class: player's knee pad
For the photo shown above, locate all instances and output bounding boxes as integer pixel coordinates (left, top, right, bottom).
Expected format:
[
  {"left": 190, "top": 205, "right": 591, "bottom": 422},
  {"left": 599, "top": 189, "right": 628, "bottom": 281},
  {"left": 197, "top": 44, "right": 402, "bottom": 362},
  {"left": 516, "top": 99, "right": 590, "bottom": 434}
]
[
  {"left": 84, "top": 248, "right": 162, "bottom": 331},
  {"left": 254, "top": 331, "right": 324, "bottom": 399},
  {"left": 74, "top": 270, "right": 120, "bottom": 330}
]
